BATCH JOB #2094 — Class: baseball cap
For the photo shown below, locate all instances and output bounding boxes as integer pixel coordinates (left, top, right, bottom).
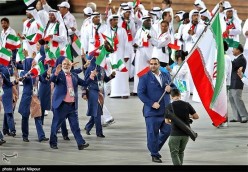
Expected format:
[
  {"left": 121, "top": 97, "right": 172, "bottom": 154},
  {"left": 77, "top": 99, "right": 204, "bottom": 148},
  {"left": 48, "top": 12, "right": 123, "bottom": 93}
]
[{"left": 57, "top": 1, "right": 70, "bottom": 8}]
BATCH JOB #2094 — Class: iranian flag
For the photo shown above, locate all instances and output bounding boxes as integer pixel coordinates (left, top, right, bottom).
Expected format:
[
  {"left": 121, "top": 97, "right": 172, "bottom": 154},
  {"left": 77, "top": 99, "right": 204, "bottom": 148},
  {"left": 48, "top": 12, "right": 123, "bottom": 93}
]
[
  {"left": 71, "top": 34, "right": 81, "bottom": 56},
  {"left": 187, "top": 13, "right": 227, "bottom": 127},
  {"left": 26, "top": 23, "right": 44, "bottom": 45},
  {"left": 5, "top": 34, "right": 21, "bottom": 50},
  {"left": 30, "top": 61, "right": 45, "bottom": 77},
  {"left": 23, "top": 0, "right": 35, "bottom": 6},
  {"left": 16, "top": 45, "right": 25, "bottom": 62},
  {"left": 0, "top": 47, "right": 11, "bottom": 66}
]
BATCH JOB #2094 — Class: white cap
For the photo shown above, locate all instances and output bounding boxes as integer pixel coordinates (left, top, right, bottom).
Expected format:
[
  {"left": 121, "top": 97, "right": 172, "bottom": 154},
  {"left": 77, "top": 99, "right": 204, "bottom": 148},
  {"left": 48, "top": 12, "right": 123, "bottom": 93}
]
[
  {"left": 83, "top": 7, "right": 93, "bottom": 15},
  {"left": 57, "top": 1, "right": 70, "bottom": 9}
]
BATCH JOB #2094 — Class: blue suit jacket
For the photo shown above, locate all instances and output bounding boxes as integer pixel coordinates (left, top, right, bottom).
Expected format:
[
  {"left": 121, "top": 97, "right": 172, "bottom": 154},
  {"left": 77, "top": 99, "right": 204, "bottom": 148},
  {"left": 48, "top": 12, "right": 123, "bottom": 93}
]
[
  {"left": 138, "top": 71, "right": 176, "bottom": 117},
  {"left": 51, "top": 71, "right": 90, "bottom": 110}
]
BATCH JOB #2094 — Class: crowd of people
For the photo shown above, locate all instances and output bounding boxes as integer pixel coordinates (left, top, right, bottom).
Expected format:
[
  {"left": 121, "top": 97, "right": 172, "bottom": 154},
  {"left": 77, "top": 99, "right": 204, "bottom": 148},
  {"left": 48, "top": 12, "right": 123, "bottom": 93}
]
[{"left": 0, "top": 0, "right": 248, "bottom": 165}]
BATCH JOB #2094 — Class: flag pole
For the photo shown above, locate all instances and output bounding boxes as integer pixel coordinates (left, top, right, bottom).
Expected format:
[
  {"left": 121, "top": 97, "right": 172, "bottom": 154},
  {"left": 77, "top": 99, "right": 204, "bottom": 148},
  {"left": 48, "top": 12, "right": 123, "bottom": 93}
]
[{"left": 157, "top": 8, "right": 220, "bottom": 104}]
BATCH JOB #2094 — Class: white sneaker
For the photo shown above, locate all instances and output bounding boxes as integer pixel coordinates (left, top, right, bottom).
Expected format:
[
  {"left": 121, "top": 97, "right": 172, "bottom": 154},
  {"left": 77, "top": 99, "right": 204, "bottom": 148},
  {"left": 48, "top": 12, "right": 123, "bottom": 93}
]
[{"left": 45, "top": 110, "right": 49, "bottom": 116}]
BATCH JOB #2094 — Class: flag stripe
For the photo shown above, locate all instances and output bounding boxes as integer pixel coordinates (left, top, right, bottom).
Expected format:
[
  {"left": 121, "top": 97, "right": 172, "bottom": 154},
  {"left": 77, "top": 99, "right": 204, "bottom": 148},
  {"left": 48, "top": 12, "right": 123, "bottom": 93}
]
[{"left": 188, "top": 48, "right": 226, "bottom": 126}]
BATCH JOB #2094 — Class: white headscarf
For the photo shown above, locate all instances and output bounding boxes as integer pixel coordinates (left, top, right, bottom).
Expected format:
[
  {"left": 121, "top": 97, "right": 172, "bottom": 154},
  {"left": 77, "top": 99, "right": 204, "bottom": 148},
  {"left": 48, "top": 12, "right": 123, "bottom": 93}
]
[{"left": 189, "top": 9, "right": 200, "bottom": 23}]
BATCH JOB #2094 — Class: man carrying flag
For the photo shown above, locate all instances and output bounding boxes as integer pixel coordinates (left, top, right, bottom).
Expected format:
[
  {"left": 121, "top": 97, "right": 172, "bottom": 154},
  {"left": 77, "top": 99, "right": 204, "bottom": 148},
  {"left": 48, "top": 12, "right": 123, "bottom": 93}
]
[
  {"left": 1, "top": 17, "right": 20, "bottom": 64},
  {"left": 43, "top": 10, "right": 67, "bottom": 58},
  {"left": 103, "top": 14, "right": 130, "bottom": 99}
]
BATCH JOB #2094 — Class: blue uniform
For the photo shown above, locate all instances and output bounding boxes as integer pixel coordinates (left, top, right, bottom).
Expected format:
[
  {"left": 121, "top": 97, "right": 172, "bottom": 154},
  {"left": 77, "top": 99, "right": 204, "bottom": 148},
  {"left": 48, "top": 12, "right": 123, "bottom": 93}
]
[
  {"left": 84, "top": 59, "right": 114, "bottom": 136},
  {"left": 138, "top": 70, "right": 176, "bottom": 158},
  {"left": 0, "top": 64, "right": 16, "bottom": 135},
  {"left": 18, "top": 58, "right": 47, "bottom": 141},
  {"left": 49, "top": 70, "right": 90, "bottom": 148}
]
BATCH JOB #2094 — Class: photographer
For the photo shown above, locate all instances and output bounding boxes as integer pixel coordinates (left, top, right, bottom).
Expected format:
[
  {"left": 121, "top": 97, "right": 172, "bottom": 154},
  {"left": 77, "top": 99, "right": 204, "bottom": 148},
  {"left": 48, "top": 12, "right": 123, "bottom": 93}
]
[{"left": 165, "top": 88, "right": 199, "bottom": 165}]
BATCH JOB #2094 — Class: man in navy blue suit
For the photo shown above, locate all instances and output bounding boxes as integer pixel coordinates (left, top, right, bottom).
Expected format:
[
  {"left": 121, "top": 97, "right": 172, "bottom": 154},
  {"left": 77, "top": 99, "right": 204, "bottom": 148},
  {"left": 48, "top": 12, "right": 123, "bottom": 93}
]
[
  {"left": 138, "top": 58, "right": 175, "bottom": 163},
  {"left": 49, "top": 58, "right": 96, "bottom": 150}
]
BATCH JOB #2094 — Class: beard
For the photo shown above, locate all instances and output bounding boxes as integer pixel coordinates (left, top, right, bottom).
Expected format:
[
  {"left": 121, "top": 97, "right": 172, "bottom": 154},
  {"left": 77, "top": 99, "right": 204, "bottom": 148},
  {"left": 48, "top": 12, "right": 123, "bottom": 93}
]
[{"left": 62, "top": 68, "right": 71, "bottom": 74}]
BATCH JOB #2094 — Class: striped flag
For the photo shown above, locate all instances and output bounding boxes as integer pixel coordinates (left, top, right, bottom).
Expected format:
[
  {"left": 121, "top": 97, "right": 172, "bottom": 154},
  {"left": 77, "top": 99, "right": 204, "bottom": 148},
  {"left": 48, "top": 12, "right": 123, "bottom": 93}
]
[
  {"left": 23, "top": 0, "right": 35, "bottom": 6},
  {"left": 71, "top": 34, "right": 81, "bottom": 56},
  {"left": 45, "top": 48, "right": 56, "bottom": 67},
  {"left": 16, "top": 45, "right": 25, "bottom": 62},
  {"left": 95, "top": 46, "right": 109, "bottom": 68},
  {"left": 0, "top": 47, "right": 11, "bottom": 66},
  {"left": 26, "top": 24, "right": 43, "bottom": 45},
  {"left": 63, "top": 45, "right": 72, "bottom": 61},
  {"left": 133, "top": 0, "right": 140, "bottom": 7},
  {"left": 30, "top": 61, "right": 45, "bottom": 76},
  {"left": 187, "top": 13, "right": 227, "bottom": 127},
  {"left": 111, "top": 59, "right": 128, "bottom": 72},
  {"left": 5, "top": 34, "right": 21, "bottom": 50}
]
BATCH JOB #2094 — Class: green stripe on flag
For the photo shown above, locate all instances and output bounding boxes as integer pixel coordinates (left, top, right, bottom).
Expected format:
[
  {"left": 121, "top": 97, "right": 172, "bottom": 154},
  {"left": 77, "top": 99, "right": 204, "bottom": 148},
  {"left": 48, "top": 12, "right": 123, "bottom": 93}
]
[
  {"left": 38, "top": 61, "right": 45, "bottom": 75},
  {"left": 65, "top": 45, "right": 72, "bottom": 61},
  {"left": 96, "top": 46, "right": 108, "bottom": 66},
  {"left": 0, "top": 47, "right": 12, "bottom": 57},
  {"left": 111, "top": 59, "right": 123, "bottom": 69},
  {"left": 7, "top": 34, "right": 20, "bottom": 42},
  {"left": 210, "top": 14, "right": 225, "bottom": 108},
  {"left": 26, "top": 33, "right": 35, "bottom": 41}
]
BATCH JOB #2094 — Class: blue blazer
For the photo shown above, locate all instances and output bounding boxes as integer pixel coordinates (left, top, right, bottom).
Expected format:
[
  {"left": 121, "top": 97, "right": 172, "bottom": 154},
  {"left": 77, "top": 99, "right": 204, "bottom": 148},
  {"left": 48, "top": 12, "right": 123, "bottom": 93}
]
[
  {"left": 138, "top": 71, "right": 176, "bottom": 117},
  {"left": 0, "top": 65, "right": 14, "bottom": 113},
  {"left": 51, "top": 71, "right": 90, "bottom": 110}
]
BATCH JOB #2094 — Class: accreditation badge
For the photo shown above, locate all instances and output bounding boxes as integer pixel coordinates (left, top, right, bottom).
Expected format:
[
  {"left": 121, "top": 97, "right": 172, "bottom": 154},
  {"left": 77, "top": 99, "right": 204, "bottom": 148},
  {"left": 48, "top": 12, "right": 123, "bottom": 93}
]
[
  {"left": 69, "top": 87, "right": 75, "bottom": 97},
  {"left": 98, "top": 81, "right": 104, "bottom": 91}
]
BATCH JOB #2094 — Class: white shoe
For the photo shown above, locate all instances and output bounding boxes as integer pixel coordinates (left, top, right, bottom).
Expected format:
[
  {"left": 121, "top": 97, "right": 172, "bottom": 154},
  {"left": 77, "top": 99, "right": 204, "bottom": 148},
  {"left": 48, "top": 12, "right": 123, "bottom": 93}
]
[
  {"left": 45, "top": 110, "right": 49, "bottom": 116},
  {"left": 102, "top": 118, "right": 115, "bottom": 127}
]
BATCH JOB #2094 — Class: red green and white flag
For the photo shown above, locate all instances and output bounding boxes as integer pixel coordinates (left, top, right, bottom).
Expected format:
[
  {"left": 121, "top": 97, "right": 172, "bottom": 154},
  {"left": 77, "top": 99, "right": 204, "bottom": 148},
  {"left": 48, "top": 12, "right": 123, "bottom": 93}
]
[
  {"left": 0, "top": 47, "right": 11, "bottom": 66},
  {"left": 23, "top": 0, "right": 35, "bottom": 6},
  {"left": 29, "top": 61, "right": 45, "bottom": 76},
  {"left": 45, "top": 48, "right": 56, "bottom": 67},
  {"left": 25, "top": 23, "right": 44, "bottom": 45},
  {"left": 187, "top": 13, "right": 227, "bottom": 127},
  {"left": 111, "top": 59, "right": 128, "bottom": 72},
  {"left": 16, "top": 45, "right": 25, "bottom": 62},
  {"left": 34, "top": 52, "right": 42, "bottom": 63},
  {"left": 5, "top": 34, "right": 21, "bottom": 50},
  {"left": 133, "top": 0, "right": 140, "bottom": 7},
  {"left": 95, "top": 46, "right": 109, "bottom": 68},
  {"left": 71, "top": 34, "right": 81, "bottom": 56},
  {"left": 61, "top": 45, "right": 73, "bottom": 61}
]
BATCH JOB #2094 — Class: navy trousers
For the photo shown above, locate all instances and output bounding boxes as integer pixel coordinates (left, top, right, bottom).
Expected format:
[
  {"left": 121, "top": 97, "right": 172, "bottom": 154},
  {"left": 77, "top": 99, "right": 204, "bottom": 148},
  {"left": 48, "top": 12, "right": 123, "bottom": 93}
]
[
  {"left": 145, "top": 116, "right": 171, "bottom": 157},
  {"left": 3, "top": 113, "right": 16, "bottom": 133},
  {"left": 50, "top": 102, "right": 86, "bottom": 146}
]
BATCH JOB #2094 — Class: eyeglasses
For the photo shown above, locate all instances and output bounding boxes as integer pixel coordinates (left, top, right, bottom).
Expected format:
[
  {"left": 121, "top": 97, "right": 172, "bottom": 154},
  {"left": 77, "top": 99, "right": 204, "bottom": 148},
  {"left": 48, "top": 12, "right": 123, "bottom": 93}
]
[{"left": 150, "top": 63, "right": 158, "bottom": 65}]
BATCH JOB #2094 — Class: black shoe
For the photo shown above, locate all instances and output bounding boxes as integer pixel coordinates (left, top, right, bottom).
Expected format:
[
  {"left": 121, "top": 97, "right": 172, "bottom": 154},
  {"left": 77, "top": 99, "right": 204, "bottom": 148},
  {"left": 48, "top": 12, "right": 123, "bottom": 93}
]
[
  {"left": 229, "top": 119, "right": 239, "bottom": 122},
  {"left": 97, "top": 134, "right": 105, "bottom": 138},
  {"left": 78, "top": 143, "right": 89, "bottom": 150},
  {"left": 86, "top": 130, "right": 91, "bottom": 135},
  {"left": 241, "top": 120, "right": 248, "bottom": 123},
  {"left": 152, "top": 156, "right": 162, "bottom": 163},
  {"left": 39, "top": 137, "right": 49, "bottom": 142},
  {"left": 130, "top": 92, "right": 137, "bottom": 96},
  {"left": 0, "top": 139, "right": 6, "bottom": 145},
  {"left": 23, "top": 138, "right": 29, "bottom": 142},
  {"left": 50, "top": 145, "right": 58, "bottom": 149},
  {"left": 63, "top": 136, "right": 70, "bottom": 141},
  {"left": 3, "top": 130, "right": 10, "bottom": 136},
  {"left": 122, "top": 96, "right": 129, "bottom": 99},
  {"left": 9, "top": 132, "right": 16, "bottom": 137}
]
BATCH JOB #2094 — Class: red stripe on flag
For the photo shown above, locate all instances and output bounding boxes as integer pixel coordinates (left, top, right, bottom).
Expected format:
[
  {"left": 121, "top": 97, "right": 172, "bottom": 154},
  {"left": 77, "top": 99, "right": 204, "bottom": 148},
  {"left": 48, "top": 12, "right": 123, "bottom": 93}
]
[
  {"left": 0, "top": 58, "right": 10, "bottom": 66},
  {"left": 137, "top": 66, "right": 150, "bottom": 78},
  {"left": 29, "top": 68, "right": 39, "bottom": 77},
  {"left": 5, "top": 43, "right": 21, "bottom": 50},
  {"left": 187, "top": 48, "right": 226, "bottom": 126},
  {"left": 168, "top": 43, "right": 180, "bottom": 50}
]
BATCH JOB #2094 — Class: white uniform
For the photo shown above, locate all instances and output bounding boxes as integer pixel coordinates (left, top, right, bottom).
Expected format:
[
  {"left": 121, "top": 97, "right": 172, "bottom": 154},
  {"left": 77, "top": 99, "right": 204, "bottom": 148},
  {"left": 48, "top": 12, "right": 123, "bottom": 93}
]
[
  {"left": 22, "top": 18, "right": 39, "bottom": 55},
  {"left": 0, "top": 27, "right": 17, "bottom": 48},
  {"left": 118, "top": 16, "right": 136, "bottom": 78},
  {"left": 152, "top": 31, "right": 171, "bottom": 63},
  {"left": 81, "top": 23, "right": 106, "bottom": 55},
  {"left": 103, "top": 26, "right": 130, "bottom": 97},
  {"left": 242, "top": 19, "right": 248, "bottom": 77},
  {"left": 38, "top": 9, "right": 49, "bottom": 28},
  {"left": 43, "top": 21, "right": 67, "bottom": 51},
  {"left": 132, "top": 27, "right": 157, "bottom": 93}
]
